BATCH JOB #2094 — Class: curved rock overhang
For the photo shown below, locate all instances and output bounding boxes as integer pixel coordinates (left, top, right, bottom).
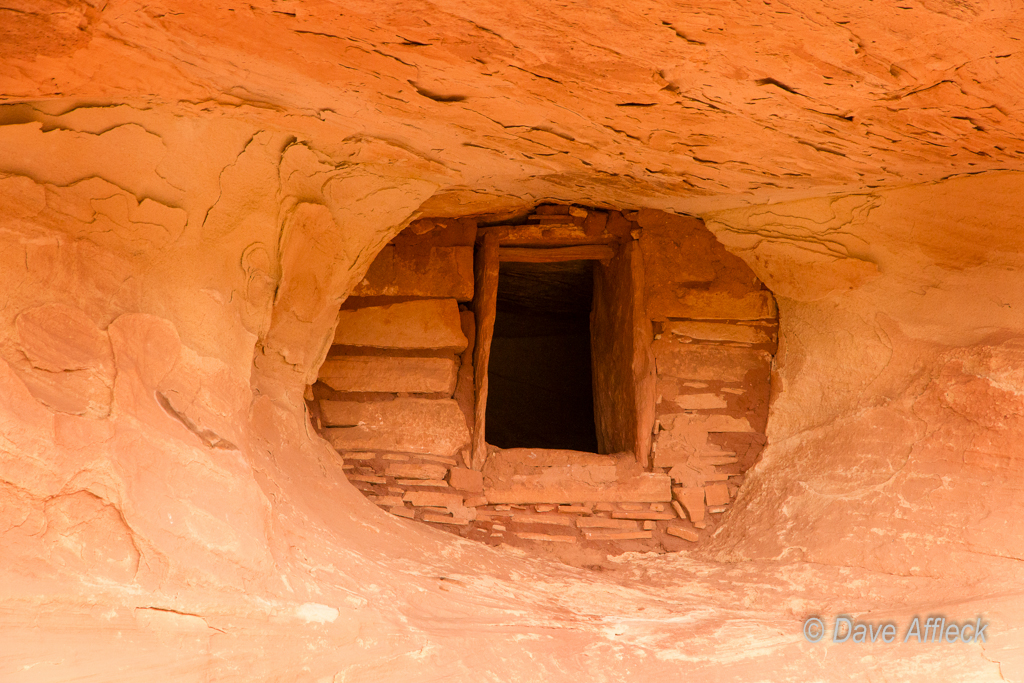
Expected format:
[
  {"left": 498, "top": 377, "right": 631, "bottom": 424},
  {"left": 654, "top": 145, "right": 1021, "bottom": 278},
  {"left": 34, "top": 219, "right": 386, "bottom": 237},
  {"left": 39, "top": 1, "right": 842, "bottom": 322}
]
[{"left": 2, "top": 3, "right": 1024, "bottom": 681}]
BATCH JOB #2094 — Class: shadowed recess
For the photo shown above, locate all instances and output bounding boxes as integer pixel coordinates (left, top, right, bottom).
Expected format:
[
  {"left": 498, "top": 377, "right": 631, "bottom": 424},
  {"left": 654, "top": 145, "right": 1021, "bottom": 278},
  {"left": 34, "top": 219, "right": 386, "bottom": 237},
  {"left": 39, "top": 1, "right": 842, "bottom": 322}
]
[{"left": 486, "top": 260, "right": 598, "bottom": 452}]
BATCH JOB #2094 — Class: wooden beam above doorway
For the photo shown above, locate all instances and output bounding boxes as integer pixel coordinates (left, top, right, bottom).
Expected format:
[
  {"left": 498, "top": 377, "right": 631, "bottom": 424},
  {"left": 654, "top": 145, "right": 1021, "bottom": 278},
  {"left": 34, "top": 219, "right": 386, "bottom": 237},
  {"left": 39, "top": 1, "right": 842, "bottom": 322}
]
[{"left": 498, "top": 245, "right": 616, "bottom": 263}]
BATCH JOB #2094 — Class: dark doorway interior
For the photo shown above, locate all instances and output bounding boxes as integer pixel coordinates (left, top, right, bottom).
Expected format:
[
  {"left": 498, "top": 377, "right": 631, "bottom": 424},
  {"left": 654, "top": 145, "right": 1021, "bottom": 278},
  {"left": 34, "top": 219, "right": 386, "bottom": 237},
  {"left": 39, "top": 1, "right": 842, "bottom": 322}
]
[{"left": 486, "top": 260, "right": 598, "bottom": 452}]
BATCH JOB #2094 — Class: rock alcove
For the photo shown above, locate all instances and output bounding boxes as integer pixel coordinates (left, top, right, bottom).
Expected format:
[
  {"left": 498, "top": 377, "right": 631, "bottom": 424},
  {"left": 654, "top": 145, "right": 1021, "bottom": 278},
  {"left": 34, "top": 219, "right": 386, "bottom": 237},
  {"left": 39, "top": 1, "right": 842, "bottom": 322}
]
[
  {"left": 309, "top": 205, "right": 778, "bottom": 564},
  {"left": 3, "top": 3, "right": 1024, "bottom": 679}
]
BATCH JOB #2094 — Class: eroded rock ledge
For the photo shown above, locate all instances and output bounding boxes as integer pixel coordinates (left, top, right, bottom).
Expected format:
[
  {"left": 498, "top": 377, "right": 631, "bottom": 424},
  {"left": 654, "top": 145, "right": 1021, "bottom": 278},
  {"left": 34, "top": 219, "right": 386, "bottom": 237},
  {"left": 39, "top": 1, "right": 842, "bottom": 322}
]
[{"left": 2, "top": 3, "right": 1024, "bottom": 678}]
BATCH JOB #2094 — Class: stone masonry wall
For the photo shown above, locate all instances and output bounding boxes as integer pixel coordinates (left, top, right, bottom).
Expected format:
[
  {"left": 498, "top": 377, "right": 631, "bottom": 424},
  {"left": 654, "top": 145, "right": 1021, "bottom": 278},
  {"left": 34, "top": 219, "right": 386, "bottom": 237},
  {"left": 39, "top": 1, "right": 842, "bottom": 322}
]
[
  {"left": 638, "top": 210, "right": 779, "bottom": 542},
  {"left": 307, "top": 218, "right": 481, "bottom": 526},
  {"left": 310, "top": 207, "right": 777, "bottom": 562}
]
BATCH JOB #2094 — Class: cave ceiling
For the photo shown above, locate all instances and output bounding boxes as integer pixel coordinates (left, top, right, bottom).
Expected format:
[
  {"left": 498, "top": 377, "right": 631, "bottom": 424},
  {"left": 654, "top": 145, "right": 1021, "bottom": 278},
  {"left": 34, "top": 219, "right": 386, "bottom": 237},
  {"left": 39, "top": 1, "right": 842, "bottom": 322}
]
[
  {"left": 3, "top": 0, "right": 1023, "bottom": 213},
  {"left": 4, "top": 2, "right": 1024, "bottom": 681}
]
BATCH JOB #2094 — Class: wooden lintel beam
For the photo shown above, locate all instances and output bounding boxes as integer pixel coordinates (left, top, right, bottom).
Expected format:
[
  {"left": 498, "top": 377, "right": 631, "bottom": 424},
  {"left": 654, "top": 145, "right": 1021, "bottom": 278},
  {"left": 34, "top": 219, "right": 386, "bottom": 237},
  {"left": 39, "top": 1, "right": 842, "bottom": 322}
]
[{"left": 498, "top": 245, "right": 616, "bottom": 263}]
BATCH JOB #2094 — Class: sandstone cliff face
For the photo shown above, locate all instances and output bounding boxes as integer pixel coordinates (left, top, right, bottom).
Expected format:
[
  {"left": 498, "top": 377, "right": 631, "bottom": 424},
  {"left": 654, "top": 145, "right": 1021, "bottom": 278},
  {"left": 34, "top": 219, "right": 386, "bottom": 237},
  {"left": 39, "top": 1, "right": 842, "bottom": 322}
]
[{"left": 2, "top": 2, "right": 1024, "bottom": 681}]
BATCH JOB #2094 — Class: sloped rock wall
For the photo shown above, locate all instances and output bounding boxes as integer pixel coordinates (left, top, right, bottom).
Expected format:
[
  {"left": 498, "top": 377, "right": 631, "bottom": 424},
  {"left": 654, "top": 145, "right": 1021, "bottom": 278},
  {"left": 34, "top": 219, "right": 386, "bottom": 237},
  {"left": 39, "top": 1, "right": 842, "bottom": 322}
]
[
  {"left": 1, "top": 110, "right": 1022, "bottom": 680},
  {"left": 703, "top": 173, "right": 1024, "bottom": 581},
  {"left": 3, "top": 1, "right": 1024, "bottom": 676}
]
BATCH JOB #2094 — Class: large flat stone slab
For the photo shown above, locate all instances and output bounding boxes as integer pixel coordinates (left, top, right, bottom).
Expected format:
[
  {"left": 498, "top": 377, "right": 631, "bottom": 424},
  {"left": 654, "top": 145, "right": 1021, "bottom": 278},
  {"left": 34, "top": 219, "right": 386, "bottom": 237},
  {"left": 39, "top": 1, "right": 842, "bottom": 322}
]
[
  {"left": 663, "top": 321, "right": 774, "bottom": 345},
  {"left": 482, "top": 449, "right": 670, "bottom": 504},
  {"left": 351, "top": 246, "right": 474, "bottom": 301},
  {"left": 656, "top": 378, "right": 730, "bottom": 411},
  {"left": 660, "top": 413, "right": 754, "bottom": 433},
  {"left": 652, "top": 413, "right": 748, "bottom": 468},
  {"left": 333, "top": 299, "right": 468, "bottom": 352},
  {"left": 318, "top": 356, "right": 458, "bottom": 394},
  {"left": 650, "top": 290, "right": 777, "bottom": 321},
  {"left": 322, "top": 398, "right": 470, "bottom": 457},
  {"left": 653, "top": 341, "right": 771, "bottom": 382},
  {"left": 484, "top": 472, "right": 671, "bottom": 504},
  {"left": 638, "top": 212, "right": 777, "bottom": 321}
]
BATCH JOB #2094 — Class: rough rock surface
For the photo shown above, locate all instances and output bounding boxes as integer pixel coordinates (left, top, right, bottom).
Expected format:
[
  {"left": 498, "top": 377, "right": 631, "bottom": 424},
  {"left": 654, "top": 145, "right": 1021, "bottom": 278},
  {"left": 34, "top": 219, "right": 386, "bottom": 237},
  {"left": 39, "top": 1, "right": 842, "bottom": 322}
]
[{"left": 2, "top": 2, "right": 1024, "bottom": 681}]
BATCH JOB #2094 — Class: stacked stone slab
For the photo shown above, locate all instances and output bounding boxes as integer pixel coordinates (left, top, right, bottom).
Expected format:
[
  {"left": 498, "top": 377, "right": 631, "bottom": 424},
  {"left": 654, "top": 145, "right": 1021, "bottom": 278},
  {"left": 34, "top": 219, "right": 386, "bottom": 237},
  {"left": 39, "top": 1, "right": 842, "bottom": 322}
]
[
  {"left": 313, "top": 208, "right": 777, "bottom": 557},
  {"left": 468, "top": 447, "right": 692, "bottom": 549},
  {"left": 637, "top": 210, "right": 778, "bottom": 538},
  {"left": 338, "top": 443, "right": 695, "bottom": 551},
  {"left": 313, "top": 219, "right": 477, "bottom": 502},
  {"left": 340, "top": 442, "right": 695, "bottom": 548}
]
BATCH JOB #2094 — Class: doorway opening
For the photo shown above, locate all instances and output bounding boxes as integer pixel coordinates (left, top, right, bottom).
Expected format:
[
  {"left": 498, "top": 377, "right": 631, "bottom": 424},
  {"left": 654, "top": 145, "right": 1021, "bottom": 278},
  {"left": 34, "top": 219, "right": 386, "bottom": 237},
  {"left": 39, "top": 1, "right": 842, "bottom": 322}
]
[{"left": 485, "top": 260, "right": 599, "bottom": 452}]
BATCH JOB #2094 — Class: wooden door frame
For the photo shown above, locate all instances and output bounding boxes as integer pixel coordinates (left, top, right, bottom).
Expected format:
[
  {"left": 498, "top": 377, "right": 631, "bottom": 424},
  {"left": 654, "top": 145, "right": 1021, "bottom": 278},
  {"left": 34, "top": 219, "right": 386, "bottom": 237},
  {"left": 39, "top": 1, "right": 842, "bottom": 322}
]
[{"left": 470, "top": 238, "right": 653, "bottom": 471}]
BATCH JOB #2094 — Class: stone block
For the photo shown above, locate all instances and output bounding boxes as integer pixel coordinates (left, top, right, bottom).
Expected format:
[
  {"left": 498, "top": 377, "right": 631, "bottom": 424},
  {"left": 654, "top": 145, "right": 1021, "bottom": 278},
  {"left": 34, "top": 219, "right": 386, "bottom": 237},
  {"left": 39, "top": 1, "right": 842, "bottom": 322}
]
[
  {"left": 666, "top": 524, "right": 700, "bottom": 542},
  {"left": 389, "top": 506, "right": 416, "bottom": 519},
  {"left": 654, "top": 438, "right": 710, "bottom": 470},
  {"left": 639, "top": 213, "right": 717, "bottom": 289},
  {"left": 674, "top": 487, "right": 706, "bottom": 524},
  {"left": 661, "top": 413, "right": 754, "bottom": 434},
  {"left": 418, "top": 453, "right": 459, "bottom": 466},
  {"left": 664, "top": 321, "right": 774, "bottom": 345},
  {"left": 449, "top": 467, "right": 484, "bottom": 493},
  {"left": 657, "top": 378, "right": 732, "bottom": 412},
  {"left": 333, "top": 299, "right": 468, "bottom": 352},
  {"left": 352, "top": 245, "right": 474, "bottom": 301},
  {"left": 318, "top": 356, "right": 458, "bottom": 394},
  {"left": 582, "top": 530, "right": 653, "bottom": 541},
  {"left": 701, "top": 456, "right": 738, "bottom": 465},
  {"left": 398, "top": 479, "right": 449, "bottom": 487},
  {"left": 652, "top": 414, "right": 746, "bottom": 467},
  {"left": 610, "top": 511, "right": 676, "bottom": 520},
  {"left": 663, "top": 392, "right": 729, "bottom": 411},
  {"left": 638, "top": 212, "right": 777, "bottom": 321},
  {"left": 386, "top": 463, "right": 448, "bottom": 480},
  {"left": 515, "top": 532, "right": 576, "bottom": 543},
  {"left": 485, "top": 472, "right": 671, "bottom": 505},
  {"left": 322, "top": 398, "right": 470, "bottom": 457},
  {"left": 423, "top": 513, "right": 470, "bottom": 525},
  {"left": 348, "top": 473, "right": 386, "bottom": 485},
  {"left": 652, "top": 290, "right": 777, "bottom": 321},
  {"left": 653, "top": 341, "right": 771, "bottom": 382},
  {"left": 403, "top": 491, "right": 463, "bottom": 508},
  {"left": 340, "top": 451, "right": 376, "bottom": 461},
  {"left": 511, "top": 513, "right": 574, "bottom": 526},
  {"left": 705, "top": 482, "right": 731, "bottom": 506},
  {"left": 575, "top": 517, "right": 638, "bottom": 529},
  {"left": 485, "top": 448, "right": 619, "bottom": 470}
]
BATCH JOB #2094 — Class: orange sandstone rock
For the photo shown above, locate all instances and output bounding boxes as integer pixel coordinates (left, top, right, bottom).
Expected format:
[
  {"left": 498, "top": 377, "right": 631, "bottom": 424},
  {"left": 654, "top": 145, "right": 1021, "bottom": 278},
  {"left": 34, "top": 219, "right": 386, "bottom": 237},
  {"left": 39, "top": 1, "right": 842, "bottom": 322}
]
[
  {"left": 321, "top": 398, "right": 470, "bottom": 457},
  {"left": 333, "top": 299, "right": 468, "bottom": 352},
  {"left": 318, "top": 356, "right": 458, "bottom": 394},
  {"left": 448, "top": 466, "right": 484, "bottom": 493}
]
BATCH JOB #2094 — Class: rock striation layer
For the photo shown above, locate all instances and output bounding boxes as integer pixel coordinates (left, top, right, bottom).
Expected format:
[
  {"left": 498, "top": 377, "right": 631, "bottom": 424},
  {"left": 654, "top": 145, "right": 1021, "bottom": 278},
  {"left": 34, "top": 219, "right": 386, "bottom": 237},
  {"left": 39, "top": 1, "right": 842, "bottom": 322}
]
[{"left": 1, "top": 2, "right": 1024, "bottom": 681}]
